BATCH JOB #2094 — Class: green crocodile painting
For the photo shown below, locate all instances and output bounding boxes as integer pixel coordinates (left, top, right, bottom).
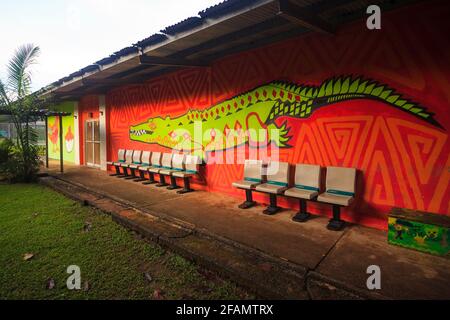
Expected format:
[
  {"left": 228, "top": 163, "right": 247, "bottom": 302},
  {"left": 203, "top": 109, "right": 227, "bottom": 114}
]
[{"left": 129, "top": 76, "right": 441, "bottom": 156}]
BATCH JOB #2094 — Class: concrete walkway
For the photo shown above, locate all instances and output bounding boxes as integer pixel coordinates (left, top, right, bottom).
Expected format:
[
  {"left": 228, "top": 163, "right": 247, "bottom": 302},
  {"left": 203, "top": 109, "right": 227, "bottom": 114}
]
[{"left": 40, "top": 163, "right": 450, "bottom": 299}]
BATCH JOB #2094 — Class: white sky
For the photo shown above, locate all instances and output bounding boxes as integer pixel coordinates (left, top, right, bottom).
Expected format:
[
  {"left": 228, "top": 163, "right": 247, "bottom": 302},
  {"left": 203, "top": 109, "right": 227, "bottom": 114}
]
[{"left": 0, "top": 0, "right": 223, "bottom": 92}]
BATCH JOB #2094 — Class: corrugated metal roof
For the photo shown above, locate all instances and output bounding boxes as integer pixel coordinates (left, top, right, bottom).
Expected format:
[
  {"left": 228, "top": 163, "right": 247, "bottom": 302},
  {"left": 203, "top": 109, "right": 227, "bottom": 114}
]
[
  {"left": 134, "top": 33, "right": 168, "bottom": 50},
  {"left": 80, "top": 65, "right": 100, "bottom": 74},
  {"left": 161, "top": 17, "right": 204, "bottom": 35},
  {"left": 198, "top": 0, "right": 261, "bottom": 18},
  {"left": 94, "top": 56, "right": 117, "bottom": 66},
  {"left": 112, "top": 46, "right": 139, "bottom": 57}
]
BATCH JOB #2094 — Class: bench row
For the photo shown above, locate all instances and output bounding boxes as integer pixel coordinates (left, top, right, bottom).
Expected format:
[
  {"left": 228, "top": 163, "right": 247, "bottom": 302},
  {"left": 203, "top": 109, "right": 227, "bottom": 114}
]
[
  {"left": 107, "top": 149, "right": 201, "bottom": 193},
  {"left": 232, "top": 160, "right": 357, "bottom": 231}
]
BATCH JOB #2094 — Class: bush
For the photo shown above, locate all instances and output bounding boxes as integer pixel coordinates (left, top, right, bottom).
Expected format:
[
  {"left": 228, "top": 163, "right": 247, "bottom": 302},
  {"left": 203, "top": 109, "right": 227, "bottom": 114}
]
[
  {"left": 0, "top": 138, "right": 41, "bottom": 183},
  {"left": 0, "top": 138, "right": 13, "bottom": 164}
]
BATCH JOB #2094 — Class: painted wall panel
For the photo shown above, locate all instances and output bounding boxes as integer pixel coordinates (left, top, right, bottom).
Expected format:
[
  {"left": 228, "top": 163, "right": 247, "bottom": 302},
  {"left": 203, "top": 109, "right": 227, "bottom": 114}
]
[
  {"left": 102, "top": 1, "right": 449, "bottom": 229},
  {"left": 47, "top": 101, "right": 76, "bottom": 163}
]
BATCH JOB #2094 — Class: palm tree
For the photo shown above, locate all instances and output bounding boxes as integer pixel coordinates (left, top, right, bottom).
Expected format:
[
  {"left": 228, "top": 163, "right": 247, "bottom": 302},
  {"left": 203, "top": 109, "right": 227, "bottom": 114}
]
[{"left": 0, "top": 44, "right": 43, "bottom": 182}]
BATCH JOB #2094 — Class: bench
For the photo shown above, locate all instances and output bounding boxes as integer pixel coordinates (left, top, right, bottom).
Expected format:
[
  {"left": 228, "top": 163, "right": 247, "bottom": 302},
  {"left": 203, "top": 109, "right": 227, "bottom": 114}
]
[
  {"left": 150, "top": 152, "right": 173, "bottom": 187},
  {"left": 172, "top": 155, "right": 201, "bottom": 194},
  {"left": 124, "top": 150, "right": 142, "bottom": 179},
  {"left": 232, "top": 160, "right": 357, "bottom": 230},
  {"left": 130, "top": 150, "right": 151, "bottom": 182},
  {"left": 139, "top": 151, "right": 162, "bottom": 185},
  {"left": 284, "top": 164, "right": 321, "bottom": 222},
  {"left": 116, "top": 149, "right": 134, "bottom": 178},
  {"left": 159, "top": 153, "right": 186, "bottom": 190},
  {"left": 107, "top": 150, "right": 200, "bottom": 194},
  {"left": 107, "top": 149, "right": 126, "bottom": 176},
  {"left": 232, "top": 159, "right": 264, "bottom": 209},
  {"left": 317, "top": 166, "right": 356, "bottom": 231},
  {"left": 254, "top": 161, "right": 290, "bottom": 215}
]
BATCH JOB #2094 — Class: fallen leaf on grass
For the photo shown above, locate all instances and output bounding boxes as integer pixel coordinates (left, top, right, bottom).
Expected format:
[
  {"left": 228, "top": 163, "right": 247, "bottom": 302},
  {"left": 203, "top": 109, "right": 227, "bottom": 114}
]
[
  {"left": 83, "top": 222, "right": 92, "bottom": 232},
  {"left": 47, "top": 278, "right": 55, "bottom": 289},
  {"left": 83, "top": 281, "right": 90, "bottom": 291},
  {"left": 144, "top": 272, "right": 153, "bottom": 283},
  {"left": 153, "top": 289, "right": 164, "bottom": 300},
  {"left": 23, "top": 253, "right": 34, "bottom": 261}
]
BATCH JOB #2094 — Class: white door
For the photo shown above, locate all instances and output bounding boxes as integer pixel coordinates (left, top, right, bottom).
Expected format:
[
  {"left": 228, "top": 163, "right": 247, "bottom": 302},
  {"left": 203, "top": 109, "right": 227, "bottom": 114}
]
[{"left": 85, "top": 120, "right": 101, "bottom": 167}]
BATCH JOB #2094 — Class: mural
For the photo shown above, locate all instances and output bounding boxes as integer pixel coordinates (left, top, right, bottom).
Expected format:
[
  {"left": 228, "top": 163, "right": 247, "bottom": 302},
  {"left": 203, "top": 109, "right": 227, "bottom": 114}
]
[
  {"left": 48, "top": 116, "right": 60, "bottom": 153},
  {"left": 47, "top": 101, "right": 75, "bottom": 163},
  {"left": 106, "top": 0, "right": 450, "bottom": 229},
  {"left": 129, "top": 76, "right": 441, "bottom": 158}
]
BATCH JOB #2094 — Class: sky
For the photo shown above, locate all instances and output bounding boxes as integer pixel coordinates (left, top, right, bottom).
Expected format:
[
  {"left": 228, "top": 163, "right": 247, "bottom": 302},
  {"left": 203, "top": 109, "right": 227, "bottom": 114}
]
[{"left": 0, "top": 0, "right": 224, "bottom": 92}]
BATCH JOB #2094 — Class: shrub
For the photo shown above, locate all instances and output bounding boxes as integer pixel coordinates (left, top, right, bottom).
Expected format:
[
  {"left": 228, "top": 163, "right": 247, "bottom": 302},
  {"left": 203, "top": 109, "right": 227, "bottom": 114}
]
[{"left": 0, "top": 138, "right": 40, "bottom": 182}]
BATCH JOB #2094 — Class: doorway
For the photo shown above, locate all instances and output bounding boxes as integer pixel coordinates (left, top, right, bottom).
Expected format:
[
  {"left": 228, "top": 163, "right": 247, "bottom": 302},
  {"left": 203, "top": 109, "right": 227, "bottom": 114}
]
[{"left": 85, "top": 120, "right": 101, "bottom": 167}]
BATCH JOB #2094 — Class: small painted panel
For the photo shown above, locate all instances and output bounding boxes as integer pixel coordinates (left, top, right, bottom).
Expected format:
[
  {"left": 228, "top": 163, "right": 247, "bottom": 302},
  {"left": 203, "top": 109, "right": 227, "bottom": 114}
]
[{"left": 388, "top": 216, "right": 450, "bottom": 256}]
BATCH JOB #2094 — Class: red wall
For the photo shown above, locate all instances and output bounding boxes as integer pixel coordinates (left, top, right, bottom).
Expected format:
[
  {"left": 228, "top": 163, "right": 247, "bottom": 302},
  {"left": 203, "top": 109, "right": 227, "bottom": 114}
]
[{"left": 97, "top": 1, "right": 449, "bottom": 229}]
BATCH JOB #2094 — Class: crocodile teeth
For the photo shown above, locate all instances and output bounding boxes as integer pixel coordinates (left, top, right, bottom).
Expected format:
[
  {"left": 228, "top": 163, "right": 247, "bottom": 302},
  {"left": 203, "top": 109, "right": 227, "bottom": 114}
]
[{"left": 130, "top": 129, "right": 148, "bottom": 137}]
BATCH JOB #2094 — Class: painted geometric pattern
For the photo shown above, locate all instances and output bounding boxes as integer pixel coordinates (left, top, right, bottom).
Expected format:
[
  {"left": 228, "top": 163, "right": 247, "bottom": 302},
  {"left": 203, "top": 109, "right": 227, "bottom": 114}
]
[{"left": 105, "top": 0, "right": 450, "bottom": 229}]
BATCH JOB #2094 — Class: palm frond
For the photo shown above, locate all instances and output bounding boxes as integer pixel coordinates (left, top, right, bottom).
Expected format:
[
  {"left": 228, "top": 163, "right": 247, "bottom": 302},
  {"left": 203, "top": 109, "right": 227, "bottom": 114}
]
[
  {"left": 7, "top": 44, "right": 40, "bottom": 99},
  {"left": 0, "top": 79, "right": 10, "bottom": 107}
]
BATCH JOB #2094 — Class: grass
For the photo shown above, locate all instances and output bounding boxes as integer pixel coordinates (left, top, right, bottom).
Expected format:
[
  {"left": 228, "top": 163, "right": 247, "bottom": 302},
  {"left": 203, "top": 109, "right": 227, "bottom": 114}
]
[{"left": 0, "top": 183, "right": 253, "bottom": 300}]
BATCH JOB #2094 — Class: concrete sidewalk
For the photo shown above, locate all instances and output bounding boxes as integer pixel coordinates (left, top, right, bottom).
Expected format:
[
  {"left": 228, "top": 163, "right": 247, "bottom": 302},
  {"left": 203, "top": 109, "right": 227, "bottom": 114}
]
[{"left": 40, "top": 163, "right": 450, "bottom": 300}]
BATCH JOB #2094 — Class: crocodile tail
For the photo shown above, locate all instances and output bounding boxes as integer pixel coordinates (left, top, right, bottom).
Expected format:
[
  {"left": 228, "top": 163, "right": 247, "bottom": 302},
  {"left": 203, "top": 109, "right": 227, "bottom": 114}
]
[
  {"left": 317, "top": 76, "right": 442, "bottom": 128},
  {"left": 272, "top": 76, "right": 443, "bottom": 129}
]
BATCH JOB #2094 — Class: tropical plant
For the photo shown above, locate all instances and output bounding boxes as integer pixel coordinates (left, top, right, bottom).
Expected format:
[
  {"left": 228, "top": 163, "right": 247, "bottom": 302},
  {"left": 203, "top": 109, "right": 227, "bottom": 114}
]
[{"left": 0, "top": 44, "right": 44, "bottom": 182}]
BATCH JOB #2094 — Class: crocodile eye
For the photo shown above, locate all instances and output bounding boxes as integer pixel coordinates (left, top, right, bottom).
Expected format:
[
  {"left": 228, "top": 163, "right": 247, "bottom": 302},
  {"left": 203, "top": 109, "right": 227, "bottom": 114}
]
[{"left": 149, "top": 122, "right": 156, "bottom": 130}]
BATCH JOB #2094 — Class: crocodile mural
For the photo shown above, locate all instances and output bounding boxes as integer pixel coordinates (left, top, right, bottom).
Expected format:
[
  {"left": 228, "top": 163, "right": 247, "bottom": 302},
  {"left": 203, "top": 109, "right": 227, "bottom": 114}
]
[{"left": 129, "top": 76, "right": 441, "bottom": 157}]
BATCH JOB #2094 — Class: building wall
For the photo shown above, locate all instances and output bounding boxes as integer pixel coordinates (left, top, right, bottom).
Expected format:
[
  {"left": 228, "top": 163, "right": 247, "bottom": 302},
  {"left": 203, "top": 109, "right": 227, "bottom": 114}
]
[
  {"left": 47, "top": 101, "right": 76, "bottom": 163},
  {"left": 96, "top": 1, "right": 448, "bottom": 229}
]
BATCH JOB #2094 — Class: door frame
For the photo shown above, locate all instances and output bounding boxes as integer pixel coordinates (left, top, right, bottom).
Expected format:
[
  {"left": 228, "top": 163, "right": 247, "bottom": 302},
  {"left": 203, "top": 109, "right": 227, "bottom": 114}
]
[{"left": 84, "top": 119, "right": 101, "bottom": 168}]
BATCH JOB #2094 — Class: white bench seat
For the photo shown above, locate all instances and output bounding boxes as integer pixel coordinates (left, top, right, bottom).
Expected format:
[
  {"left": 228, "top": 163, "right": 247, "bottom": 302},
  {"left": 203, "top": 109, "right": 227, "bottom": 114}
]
[
  {"left": 255, "top": 182, "right": 287, "bottom": 194},
  {"left": 255, "top": 161, "right": 289, "bottom": 215},
  {"left": 284, "top": 188, "right": 318, "bottom": 200},
  {"left": 318, "top": 166, "right": 356, "bottom": 231},
  {"left": 284, "top": 164, "right": 321, "bottom": 222},
  {"left": 232, "top": 179, "right": 261, "bottom": 190},
  {"left": 317, "top": 192, "right": 354, "bottom": 206},
  {"left": 232, "top": 160, "right": 263, "bottom": 209}
]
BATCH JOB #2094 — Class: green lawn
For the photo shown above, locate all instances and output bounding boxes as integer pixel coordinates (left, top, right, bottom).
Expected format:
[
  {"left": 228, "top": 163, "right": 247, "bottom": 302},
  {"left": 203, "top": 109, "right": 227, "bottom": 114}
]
[{"left": 0, "top": 183, "right": 252, "bottom": 300}]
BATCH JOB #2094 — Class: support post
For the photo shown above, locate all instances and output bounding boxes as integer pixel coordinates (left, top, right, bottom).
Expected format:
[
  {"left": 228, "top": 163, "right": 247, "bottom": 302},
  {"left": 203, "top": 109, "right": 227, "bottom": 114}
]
[
  {"left": 167, "top": 175, "right": 181, "bottom": 190},
  {"left": 292, "top": 198, "right": 311, "bottom": 222},
  {"left": 238, "top": 189, "right": 256, "bottom": 209},
  {"left": 327, "top": 205, "right": 345, "bottom": 231},
  {"left": 177, "top": 177, "right": 194, "bottom": 194},
  {"left": 124, "top": 167, "right": 137, "bottom": 179},
  {"left": 133, "top": 169, "right": 147, "bottom": 182},
  {"left": 58, "top": 115, "right": 63, "bottom": 173},
  {"left": 143, "top": 171, "right": 157, "bottom": 185},
  {"left": 263, "top": 193, "right": 281, "bottom": 215},
  {"left": 44, "top": 117, "right": 49, "bottom": 168},
  {"left": 156, "top": 173, "right": 168, "bottom": 187}
]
